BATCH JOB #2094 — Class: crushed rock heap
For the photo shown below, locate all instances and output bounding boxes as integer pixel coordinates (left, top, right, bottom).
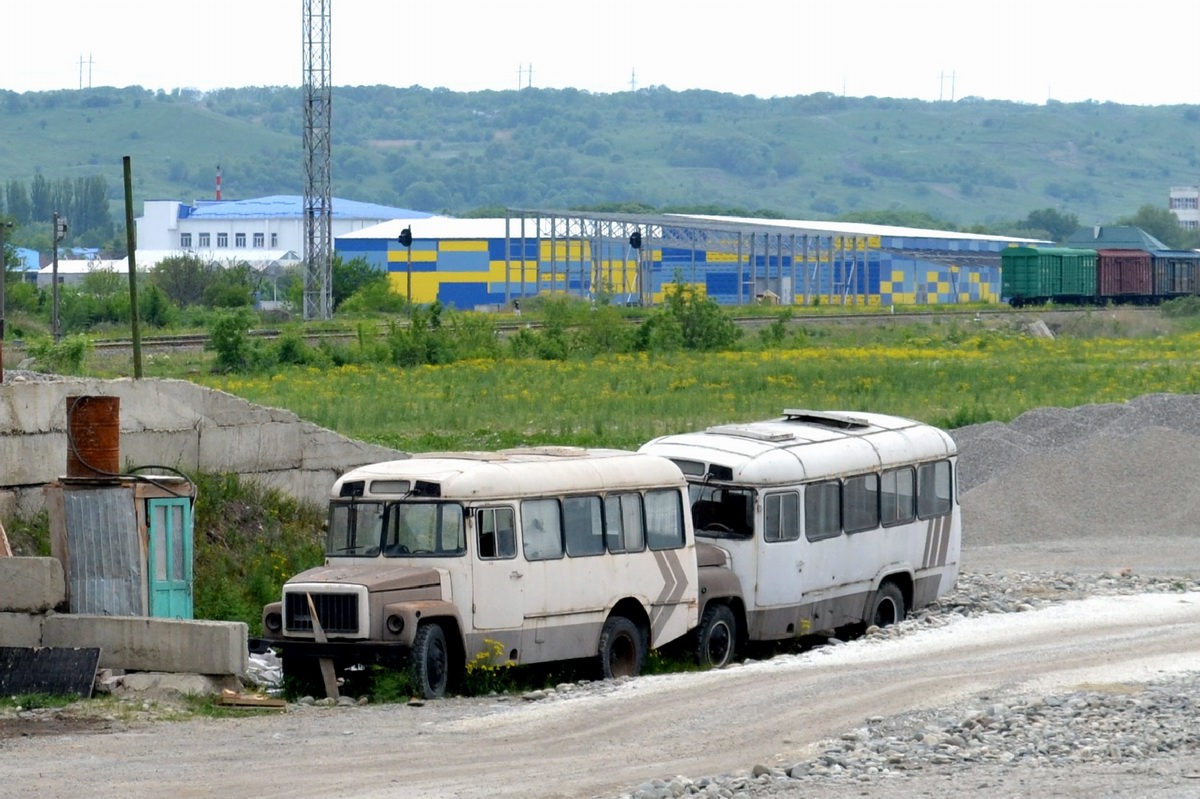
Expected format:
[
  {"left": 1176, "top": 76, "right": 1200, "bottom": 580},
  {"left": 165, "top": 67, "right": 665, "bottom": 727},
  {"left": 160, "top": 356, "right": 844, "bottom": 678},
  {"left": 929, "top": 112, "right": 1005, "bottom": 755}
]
[{"left": 952, "top": 393, "right": 1200, "bottom": 574}]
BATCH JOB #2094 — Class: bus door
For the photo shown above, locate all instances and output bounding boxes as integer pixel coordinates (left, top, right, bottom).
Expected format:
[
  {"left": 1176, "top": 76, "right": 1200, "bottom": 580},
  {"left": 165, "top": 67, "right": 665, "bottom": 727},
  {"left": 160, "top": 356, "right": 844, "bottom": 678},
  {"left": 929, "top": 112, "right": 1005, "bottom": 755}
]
[
  {"left": 755, "top": 489, "right": 807, "bottom": 607},
  {"left": 471, "top": 506, "right": 523, "bottom": 630}
]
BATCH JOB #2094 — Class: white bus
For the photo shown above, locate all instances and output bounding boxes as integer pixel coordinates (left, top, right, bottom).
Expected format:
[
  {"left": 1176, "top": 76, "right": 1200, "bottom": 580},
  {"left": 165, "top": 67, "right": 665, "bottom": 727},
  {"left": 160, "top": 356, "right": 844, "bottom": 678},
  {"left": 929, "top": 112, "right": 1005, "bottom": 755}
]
[
  {"left": 262, "top": 447, "right": 701, "bottom": 698},
  {"left": 640, "top": 409, "right": 960, "bottom": 664}
]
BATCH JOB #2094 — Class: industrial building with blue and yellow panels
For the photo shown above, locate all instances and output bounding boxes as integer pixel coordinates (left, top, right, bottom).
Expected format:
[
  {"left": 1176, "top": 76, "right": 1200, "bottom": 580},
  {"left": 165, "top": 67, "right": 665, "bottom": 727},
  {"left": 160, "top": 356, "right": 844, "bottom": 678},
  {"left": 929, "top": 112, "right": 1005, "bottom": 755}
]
[{"left": 334, "top": 217, "right": 1018, "bottom": 309}]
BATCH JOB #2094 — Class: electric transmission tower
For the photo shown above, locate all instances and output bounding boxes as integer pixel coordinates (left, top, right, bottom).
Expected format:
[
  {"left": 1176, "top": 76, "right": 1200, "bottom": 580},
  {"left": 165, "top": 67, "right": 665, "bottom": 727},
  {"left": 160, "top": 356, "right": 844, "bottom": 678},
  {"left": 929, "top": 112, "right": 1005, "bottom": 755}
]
[{"left": 302, "top": 0, "right": 333, "bottom": 320}]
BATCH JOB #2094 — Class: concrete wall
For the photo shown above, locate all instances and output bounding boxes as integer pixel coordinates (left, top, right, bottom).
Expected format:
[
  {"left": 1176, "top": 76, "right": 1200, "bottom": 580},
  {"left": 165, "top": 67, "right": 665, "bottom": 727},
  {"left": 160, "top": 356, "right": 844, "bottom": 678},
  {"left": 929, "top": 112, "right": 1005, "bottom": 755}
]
[
  {"left": 0, "top": 376, "right": 407, "bottom": 519},
  {"left": 0, "top": 556, "right": 246, "bottom": 676}
]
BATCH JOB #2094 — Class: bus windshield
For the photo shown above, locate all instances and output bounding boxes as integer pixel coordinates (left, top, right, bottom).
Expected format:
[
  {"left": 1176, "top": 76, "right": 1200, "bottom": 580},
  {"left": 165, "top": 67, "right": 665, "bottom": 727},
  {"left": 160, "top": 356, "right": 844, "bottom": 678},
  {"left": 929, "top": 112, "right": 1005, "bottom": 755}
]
[
  {"left": 327, "top": 501, "right": 466, "bottom": 557},
  {"left": 687, "top": 484, "right": 755, "bottom": 539}
]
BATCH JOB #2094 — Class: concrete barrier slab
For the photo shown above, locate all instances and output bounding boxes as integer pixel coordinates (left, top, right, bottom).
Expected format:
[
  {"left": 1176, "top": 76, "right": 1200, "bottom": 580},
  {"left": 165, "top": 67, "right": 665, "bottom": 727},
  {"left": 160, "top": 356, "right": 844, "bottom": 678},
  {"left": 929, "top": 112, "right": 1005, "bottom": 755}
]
[
  {"left": 0, "top": 557, "right": 67, "bottom": 612},
  {"left": 42, "top": 614, "right": 249, "bottom": 676},
  {"left": 0, "top": 612, "right": 45, "bottom": 647}
]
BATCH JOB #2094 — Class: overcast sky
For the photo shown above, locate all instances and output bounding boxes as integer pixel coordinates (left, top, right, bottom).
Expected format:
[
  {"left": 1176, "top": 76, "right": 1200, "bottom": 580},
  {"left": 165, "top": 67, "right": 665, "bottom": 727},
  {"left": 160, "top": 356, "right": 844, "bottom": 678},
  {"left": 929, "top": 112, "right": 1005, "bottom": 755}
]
[{"left": 3, "top": 1, "right": 1197, "bottom": 106}]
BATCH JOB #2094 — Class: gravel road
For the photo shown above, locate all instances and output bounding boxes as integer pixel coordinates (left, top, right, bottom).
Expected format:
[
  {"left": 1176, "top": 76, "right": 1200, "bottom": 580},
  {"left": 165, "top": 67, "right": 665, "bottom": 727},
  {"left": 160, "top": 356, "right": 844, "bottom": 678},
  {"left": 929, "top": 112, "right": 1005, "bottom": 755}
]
[{"left": 2, "top": 393, "right": 1198, "bottom": 799}]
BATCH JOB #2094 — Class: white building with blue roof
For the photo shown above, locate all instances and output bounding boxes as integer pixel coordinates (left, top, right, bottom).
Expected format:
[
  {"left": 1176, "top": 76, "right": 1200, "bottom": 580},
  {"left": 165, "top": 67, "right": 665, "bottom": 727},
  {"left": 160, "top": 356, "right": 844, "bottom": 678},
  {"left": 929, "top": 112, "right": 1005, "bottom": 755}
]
[{"left": 136, "top": 195, "right": 429, "bottom": 259}]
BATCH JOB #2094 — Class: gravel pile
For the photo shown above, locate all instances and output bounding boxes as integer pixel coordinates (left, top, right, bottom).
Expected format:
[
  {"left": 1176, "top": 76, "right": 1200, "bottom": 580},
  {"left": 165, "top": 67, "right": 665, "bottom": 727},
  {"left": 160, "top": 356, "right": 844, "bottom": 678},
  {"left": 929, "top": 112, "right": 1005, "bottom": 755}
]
[{"left": 954, "top": 393, "right": 1200, "bottom": 548}]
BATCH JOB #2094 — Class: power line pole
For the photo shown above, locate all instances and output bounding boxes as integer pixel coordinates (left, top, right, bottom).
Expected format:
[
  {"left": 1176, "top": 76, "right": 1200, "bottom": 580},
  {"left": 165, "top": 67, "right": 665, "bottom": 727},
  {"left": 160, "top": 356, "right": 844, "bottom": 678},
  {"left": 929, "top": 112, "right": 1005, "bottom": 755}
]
[{"left": 302, "top": 0, "right": 333, "bottom": 320}]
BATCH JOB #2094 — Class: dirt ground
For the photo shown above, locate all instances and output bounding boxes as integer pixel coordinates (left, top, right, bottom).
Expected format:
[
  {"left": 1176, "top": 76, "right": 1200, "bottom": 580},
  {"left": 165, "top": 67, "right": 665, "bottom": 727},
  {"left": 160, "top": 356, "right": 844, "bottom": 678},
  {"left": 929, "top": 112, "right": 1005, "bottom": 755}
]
[{"left": 1, "top": 557, "right": 1198, "bottom": 799}]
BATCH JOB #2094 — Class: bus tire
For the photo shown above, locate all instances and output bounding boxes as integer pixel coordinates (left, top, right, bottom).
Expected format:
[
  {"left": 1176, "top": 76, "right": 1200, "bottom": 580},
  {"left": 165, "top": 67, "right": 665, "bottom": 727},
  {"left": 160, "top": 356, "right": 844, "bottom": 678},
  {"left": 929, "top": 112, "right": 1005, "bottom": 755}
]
[
  {"left": 870, "top": 582, "right": 906, "bottom": 628},
  {"left": 597, "top": 615, "right": 646, "bottom": 680},
  {"left": 694, "top": 603, "right": 737, "bottom": 669},
  {"left": 409, "top": 622, "right": 451, "bottom": 699}
]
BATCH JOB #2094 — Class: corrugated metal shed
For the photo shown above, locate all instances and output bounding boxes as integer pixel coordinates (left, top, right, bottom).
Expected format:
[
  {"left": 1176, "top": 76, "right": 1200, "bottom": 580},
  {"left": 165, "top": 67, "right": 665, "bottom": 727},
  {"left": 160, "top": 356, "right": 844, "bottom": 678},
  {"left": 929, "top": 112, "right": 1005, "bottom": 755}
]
[{"left": 62, "top": 487, "right": 144, "bottom": 617}]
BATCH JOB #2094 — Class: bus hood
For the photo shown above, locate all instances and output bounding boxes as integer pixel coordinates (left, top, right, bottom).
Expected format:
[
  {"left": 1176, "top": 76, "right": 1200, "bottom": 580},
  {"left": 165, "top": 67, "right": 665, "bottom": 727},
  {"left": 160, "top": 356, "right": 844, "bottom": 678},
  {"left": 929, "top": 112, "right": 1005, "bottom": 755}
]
[
  {"left": 695, "top": 541, "right": 731, "bottom": 569},
  {"left": 285, "top": 563, "right": 443, "bottom": 593}
]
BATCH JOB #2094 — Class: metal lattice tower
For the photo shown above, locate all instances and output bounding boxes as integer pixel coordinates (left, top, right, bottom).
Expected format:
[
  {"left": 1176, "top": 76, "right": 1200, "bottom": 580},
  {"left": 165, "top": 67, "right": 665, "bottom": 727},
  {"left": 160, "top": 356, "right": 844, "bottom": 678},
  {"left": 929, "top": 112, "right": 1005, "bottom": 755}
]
[{"left": 302, "top": 0, "right": 332, "bottom": 320}]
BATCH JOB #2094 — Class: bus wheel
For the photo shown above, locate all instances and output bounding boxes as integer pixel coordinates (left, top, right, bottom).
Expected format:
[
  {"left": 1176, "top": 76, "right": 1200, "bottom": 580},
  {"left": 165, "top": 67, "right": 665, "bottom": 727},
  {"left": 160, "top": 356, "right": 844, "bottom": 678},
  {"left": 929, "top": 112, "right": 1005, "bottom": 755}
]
[
  {"left": 694, "top": 604, "right": 737, "bottom": 669},
  {"left": 597, "top": 615, "right": 646, "bottom": 680},
  {"left": 871, "top": 583, "right": 906, "bottom": 628},
  {"left": 409, "top": 622, "right": 450, "bottom": 699}
]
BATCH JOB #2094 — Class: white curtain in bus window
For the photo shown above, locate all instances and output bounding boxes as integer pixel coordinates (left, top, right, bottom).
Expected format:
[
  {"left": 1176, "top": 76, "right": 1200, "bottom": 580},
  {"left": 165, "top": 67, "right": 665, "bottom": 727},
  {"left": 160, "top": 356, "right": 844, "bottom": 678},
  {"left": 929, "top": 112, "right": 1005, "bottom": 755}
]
[
  {"left": 562, "top": 496, "right": 604, "bottom": 556},
  {"left": 644, "top": 489, "right": 684, "bottom": 550},
  {"left": 804, "top": 480, "right": 841, "bottom": 541},
  {"left": 521, "top": 499, "right": 564, "bottom": 560},
  {"left": 604, "top": 493, "right": 645, "bottom": 553},
  {"left": 843, "top": 473, "right": 880, "bottom": 534},
  {"left": 763, "top": 491, "right": 800, "bottom": 542},
  {"left": 917, "top": 461, "right": 953, "bottom": 519}
]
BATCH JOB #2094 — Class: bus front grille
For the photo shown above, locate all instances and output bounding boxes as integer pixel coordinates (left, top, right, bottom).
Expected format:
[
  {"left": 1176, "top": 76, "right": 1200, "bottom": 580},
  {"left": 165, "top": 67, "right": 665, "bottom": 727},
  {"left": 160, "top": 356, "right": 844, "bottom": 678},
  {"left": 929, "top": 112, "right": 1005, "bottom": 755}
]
[{"left": 285, "top": 592, "right": 360, "bottom": 635}]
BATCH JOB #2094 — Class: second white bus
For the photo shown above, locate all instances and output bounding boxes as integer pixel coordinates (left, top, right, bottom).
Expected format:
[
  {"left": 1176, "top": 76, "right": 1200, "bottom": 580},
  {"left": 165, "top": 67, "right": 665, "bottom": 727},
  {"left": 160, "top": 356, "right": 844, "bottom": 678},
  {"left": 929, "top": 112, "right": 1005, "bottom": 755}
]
[{"left": 640, "top": 409, "right": 960, "bottom": 664}]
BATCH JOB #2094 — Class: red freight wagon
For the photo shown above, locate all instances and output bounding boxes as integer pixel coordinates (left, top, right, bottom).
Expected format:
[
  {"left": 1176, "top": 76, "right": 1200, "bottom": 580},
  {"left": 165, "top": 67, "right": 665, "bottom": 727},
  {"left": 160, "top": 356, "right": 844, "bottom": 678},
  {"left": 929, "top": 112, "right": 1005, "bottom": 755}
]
[{"left": 1096, "top": 249, "right": 1152, "bottom": 303}]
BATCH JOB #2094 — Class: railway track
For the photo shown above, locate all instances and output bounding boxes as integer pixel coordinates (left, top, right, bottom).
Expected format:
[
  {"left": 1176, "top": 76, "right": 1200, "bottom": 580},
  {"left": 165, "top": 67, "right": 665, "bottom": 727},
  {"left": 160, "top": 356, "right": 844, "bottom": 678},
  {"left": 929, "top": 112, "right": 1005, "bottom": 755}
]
[{"left": 12, "top": 306, "right": 1146, "bottom": 356}]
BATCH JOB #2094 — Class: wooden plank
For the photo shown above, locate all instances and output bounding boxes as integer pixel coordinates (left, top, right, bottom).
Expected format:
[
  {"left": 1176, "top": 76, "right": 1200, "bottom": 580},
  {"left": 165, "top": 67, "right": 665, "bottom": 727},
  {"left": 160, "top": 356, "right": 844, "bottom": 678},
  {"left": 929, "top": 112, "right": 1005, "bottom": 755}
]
[
  {"left": 0, "top": 516, "right": 11, "bottom": 557},
  {"left": 0, "top": 646, "right": 100, "bottom": 697},
  {"left": 305, "top": 592, "right": 340, "bottom": 700},
  {"left": 217, "top": 689, "right": 286, "bottom": 709}
]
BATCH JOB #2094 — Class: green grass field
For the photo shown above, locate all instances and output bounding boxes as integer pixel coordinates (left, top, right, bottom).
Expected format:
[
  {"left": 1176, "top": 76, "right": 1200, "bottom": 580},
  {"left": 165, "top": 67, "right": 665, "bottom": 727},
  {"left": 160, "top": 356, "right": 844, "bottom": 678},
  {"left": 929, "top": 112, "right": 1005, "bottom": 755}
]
[{"left": 183, "top": 316, "right": 1200, "bottom": 452}]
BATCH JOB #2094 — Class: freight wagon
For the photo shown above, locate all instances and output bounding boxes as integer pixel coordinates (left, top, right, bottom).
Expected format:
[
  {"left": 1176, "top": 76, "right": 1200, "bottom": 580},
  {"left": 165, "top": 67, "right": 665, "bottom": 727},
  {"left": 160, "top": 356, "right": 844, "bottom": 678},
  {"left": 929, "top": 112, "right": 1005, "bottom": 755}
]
[{"left": 1003, "top": 246, "right": 1200, "bottom": 307}]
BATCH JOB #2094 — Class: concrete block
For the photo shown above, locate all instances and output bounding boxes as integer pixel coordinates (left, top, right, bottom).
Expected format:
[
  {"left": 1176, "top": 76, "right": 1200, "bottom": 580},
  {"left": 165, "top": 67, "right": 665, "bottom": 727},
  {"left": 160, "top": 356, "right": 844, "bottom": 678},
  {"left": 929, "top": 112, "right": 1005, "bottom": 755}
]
[
  {"left": 0, "top": 557, "right": 67, "bottom": 612},
  {"left": 198, "top": 422, "right": 303, "bottom": 471},
  {"left": 0, "top": 382, "right": 63, "bottom": 433},
  {"left": 0, "top": 432, "right": 68, "bottom": 485},
  {"left": 121, "top": 430, "right": 201, "bottom": 473},
  {"left": 300, "top": 429, "right": 406, "bottom": 471},
  {"left": 0, "top": 611, "right": 44, "bottom": 647},
  {"left": 42, "top": 615, "right": 249, "bottom": 676}
]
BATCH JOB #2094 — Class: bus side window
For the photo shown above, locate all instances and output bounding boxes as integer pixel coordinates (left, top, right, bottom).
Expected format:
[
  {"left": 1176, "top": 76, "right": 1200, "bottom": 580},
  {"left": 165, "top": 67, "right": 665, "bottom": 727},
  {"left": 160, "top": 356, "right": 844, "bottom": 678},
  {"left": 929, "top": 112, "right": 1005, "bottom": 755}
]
[
  {"left": 563, "top": 496, "right": 604, "bottom": 557},
  {"left": 917, "top": 461, "right": 953, "bottom": 519},
  {"left": 881, "top": 467, "right": 916, "bottom": 527},
  {"left": 763, "top": 491, "right": 800, "bottom": 542},
  {"left": 645, "top": 489, "right": 685, "bottom": 551},
  {"left": 804, "top": 480, "right": 841, "bottom": 541},
  {"left": 843, "top": 473, "right": 880, "bottom": 534},
  {"left": 605, "top": 493, "right": 645, "bottom": 553},
  {"left": 521, "top": 499, "right": 564, "bottom": 560},
  {"left": 476, "top": 507, "right": 516, "bottom": 560}
]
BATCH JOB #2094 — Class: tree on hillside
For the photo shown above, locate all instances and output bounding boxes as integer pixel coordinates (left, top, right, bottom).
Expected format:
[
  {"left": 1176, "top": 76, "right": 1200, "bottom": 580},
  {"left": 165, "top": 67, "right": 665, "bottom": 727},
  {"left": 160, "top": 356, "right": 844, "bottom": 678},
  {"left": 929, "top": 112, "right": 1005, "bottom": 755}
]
[
  {"left": 29, "top": 174, "right": 51, "bottom": 223},
  {"left": 1020, "top": 208, "right": 1081, "bottom": 242},
  {"left": 5, "top": 181, "right": 30, "bottom": 225},
  {"left": 1119, "top": 205, "right": 1185, "bottom": 249}
]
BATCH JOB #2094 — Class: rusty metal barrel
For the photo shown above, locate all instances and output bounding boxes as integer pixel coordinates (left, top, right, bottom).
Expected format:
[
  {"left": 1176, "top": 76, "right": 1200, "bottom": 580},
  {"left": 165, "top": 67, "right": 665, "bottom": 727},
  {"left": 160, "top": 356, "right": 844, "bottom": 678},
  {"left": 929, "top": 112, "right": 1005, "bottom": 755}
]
[{"left": 65, "top": 395, "right": 121, "bottom": 478}]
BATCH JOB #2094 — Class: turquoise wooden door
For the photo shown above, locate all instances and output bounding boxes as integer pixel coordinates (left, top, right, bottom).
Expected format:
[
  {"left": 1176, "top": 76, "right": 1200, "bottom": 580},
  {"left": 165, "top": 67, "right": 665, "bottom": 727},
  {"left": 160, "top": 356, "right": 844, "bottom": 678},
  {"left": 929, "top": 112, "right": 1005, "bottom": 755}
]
[{"left": 147, "top": 498, "right": 194, "bottom": 619}]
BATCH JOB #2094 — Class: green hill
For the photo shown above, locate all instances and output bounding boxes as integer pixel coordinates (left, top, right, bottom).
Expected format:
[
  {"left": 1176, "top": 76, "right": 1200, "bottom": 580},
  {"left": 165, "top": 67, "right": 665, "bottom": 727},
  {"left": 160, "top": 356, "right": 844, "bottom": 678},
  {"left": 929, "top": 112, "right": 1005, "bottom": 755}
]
[{"left": 2, "top": 85, "right": 1197, "bottom": 233}]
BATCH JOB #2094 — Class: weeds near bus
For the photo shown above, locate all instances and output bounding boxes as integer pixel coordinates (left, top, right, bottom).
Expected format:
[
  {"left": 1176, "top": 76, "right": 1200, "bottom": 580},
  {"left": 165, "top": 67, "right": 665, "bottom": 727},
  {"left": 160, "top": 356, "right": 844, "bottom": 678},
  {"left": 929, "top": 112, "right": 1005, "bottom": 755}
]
[{"left": 462, "top": 638, "right": 518, "bottom": 695}]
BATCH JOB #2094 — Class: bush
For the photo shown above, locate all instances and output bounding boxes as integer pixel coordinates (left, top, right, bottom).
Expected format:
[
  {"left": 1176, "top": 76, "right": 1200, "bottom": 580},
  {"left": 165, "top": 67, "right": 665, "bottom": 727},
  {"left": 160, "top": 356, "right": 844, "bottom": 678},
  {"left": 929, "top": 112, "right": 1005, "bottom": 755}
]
[
  {"left": 206, "top": 309, "right": 259, "bottom": 372},
  {"left": 25, "top": 334, "right": 92, "bottom": 374}
]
